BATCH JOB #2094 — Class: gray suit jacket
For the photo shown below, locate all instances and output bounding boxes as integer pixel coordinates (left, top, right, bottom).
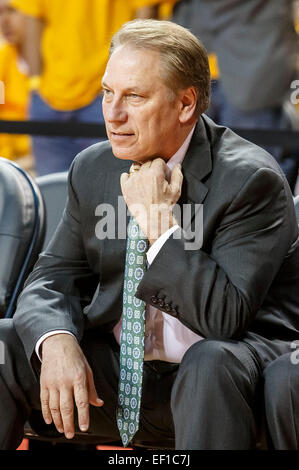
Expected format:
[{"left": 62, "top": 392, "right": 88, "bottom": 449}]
[
  {"left": 13, "top": 115, "right": 299, "bottom": 368},
  {"left": 172, "top": 0, "right": 299, "bottom": 111}
]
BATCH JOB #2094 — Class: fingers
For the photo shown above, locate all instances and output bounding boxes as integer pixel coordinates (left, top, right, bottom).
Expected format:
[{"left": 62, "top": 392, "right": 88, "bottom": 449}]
[
  {"left": 120, "top": 172, "right": 129, "bottom": 200},
  {"left": 137, "top": 158, "right": 166, "bottom": 175},
  {"left": 41, "top": 382, "right": 73, "bottom": 436},
  {"left": 120, "top": 172, "right": 129, "bottom": 194},
  {"left": 169, "top": 163, "right": 183, "bottom": 197},
  {"left": 120, "top": 172, "right": 129, "bottom": 184},
  {"left": 40, "top": 387, "right": 52, "bottom": 425},
  {"left": 60, "top": 387, "right": 75, "bottom": 439},
  {"left": 121, "top": 158, "right": 166, "bottom": 183},
  {"left": 147, "top": 158, "right": 166, "bottom": 176},
  {"left": 150, "top": 157, "right": 166, "bottom": 168},
  {"left": 49, "top": 389, "right": 64, "bottom": 434},
  {"left": 130, "top": 162, "right": 142, "bottom": 172},
  {"left": 74, "top": 378, "right": 90, "bottom": 433},
  {"left": 42, "top": 385, "right": 90, "bottom": 438},
  {"left": 39, "top": 336, "right": 98, "bottom": 440},
  {"left": 140, "top": 160, "right": 152, "bottom": 169},
  {"left": 87, "top": 367, "right": 104, "bottom": 408}
]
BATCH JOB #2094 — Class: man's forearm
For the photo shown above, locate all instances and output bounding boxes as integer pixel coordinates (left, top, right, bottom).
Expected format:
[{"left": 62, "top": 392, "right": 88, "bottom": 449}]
[{"left": 23, "top": 15, "right": 43, "bottom": 76}]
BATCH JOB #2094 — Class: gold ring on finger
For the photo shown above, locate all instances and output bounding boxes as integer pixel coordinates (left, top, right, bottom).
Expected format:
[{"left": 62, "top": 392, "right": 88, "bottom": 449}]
[{"left": 129, "top": 163, "right": 141, "bottom": 174}]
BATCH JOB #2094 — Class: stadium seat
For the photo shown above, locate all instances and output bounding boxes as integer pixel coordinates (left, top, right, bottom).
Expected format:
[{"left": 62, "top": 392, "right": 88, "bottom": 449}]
[
  {"left": 0, "top": 158, "right": 45, "bottom": 318},
  {"left": 294, "top": 195, "right": 299, "bottom": 223}
]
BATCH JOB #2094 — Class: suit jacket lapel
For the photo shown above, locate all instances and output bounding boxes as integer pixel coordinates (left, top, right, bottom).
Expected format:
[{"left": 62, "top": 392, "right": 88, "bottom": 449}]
[
  {"left": 86, "top": 161, "right": 132, "bottom": 329},
  {"left": 179, "top": 116, "right": 212, "bottom": 232},
  {"left": 100, "top": 161, "right": 132, "bottom": 276}
]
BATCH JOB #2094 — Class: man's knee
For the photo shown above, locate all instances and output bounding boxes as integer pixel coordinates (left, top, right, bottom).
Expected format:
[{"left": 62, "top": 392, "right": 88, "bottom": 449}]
[
  {"left": 264, "top": 354, "right": 299, "bottom": 400},
  {"left": 171, "top": 339, "right": 260, "bottom": 415},
  {"left": 0, "top": 319, "right": 41, "bottom": 414},
  {"left": 173, "top": 338, "right": 261, "bottom": 401},
  {"left": 0, "top": 319, "right": 20, "bottom": 364},
  {"left": 180, "top": 338, "right": 247, "bottom": 375}
]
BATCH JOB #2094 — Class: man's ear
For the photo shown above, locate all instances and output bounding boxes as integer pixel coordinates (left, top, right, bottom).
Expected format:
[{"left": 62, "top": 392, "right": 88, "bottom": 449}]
[{"left": 178, "top": 87, "right": 197, "bottom": 124}]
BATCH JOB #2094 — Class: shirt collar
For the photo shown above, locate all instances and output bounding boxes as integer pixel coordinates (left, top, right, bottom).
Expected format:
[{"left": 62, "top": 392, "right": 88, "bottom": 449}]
[{"left": 165, "top": 125, "right": 196, "bottom": 180}]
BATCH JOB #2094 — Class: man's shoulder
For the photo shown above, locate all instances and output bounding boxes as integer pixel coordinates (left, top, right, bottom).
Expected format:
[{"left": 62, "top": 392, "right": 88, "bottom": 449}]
[
  {"left": 73, "top": 140, "right": 112, "bottom": 169},
  {"left": 203, "top": 115, "right": 286, "bottom": 183},
  {"left": 198, "top": 115, "right": 291, "bottom": 210}
]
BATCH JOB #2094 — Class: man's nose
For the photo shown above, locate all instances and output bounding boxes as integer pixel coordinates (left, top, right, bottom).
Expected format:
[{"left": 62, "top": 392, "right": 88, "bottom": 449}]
[{"left": 105, "top": 100, "right": 128, "bottom": 123}]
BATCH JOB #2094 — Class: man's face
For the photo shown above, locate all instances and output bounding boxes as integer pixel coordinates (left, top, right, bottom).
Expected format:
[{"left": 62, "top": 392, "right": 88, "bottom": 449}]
[
  {"left": 102, "top": 45, "right": 185, "bottom": 163},
  {"left": 0, "top": 0, "right": 24, "bottom": 45}
]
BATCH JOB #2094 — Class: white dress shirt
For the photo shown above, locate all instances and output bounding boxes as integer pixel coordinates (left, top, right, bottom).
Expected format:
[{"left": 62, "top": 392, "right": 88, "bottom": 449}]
[{"left": 36, "top": 125, "right": 204, "bottom": 362}]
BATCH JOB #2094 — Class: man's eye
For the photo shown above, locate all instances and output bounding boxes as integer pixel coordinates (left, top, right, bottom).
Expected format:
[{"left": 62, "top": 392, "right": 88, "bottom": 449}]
[
  {"left": 102, "top": 89, "right": 112, "bottom": 96},
  {"left": 128, "top": 93, "right": 142, "bottom": 100}
]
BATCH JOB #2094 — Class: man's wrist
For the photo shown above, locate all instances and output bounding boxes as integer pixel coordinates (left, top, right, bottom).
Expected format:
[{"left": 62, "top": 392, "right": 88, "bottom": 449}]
[
  {"left": 147, "top": 208, "right": 177, "bottom": 245},
  {"left": 41, "top": 333, "right": 77, "bottom": 358}
]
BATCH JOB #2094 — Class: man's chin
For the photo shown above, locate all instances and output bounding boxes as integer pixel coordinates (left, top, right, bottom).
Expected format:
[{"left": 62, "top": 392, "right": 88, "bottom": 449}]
[
  {"left": 110, "top": 144, "right": 159, "bottom": 163},
  {"left": 112, "top": 147, "right": 143, "bottom": 163},
  {"left": 113, "top": 152, "right": 134, "bottom": 161}
]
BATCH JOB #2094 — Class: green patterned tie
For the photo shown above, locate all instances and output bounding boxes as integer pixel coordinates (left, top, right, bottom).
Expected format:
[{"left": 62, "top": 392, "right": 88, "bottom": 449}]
[{"left": 116, "top": 216, "right": 149, "bottom": 447}]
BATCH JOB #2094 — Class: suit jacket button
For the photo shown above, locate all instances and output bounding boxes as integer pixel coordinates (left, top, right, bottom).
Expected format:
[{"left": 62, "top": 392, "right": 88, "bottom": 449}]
[{"left": 151, "top": 296, "right": 158, "bottom": 304}]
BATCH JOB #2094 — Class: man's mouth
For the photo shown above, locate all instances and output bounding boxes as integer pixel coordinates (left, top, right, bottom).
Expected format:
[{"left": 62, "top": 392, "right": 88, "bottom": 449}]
[
  {"left": 111, "top": 132, "right": 134, "bottom": 136},
  {"left": 110, "top": 131, "right": 135, "bottom": 142}
]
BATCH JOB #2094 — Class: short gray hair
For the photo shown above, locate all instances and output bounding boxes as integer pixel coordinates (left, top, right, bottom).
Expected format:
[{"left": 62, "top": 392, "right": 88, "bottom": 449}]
[{"left": 110, "top": 19, "right": 210, "bottom": 117}]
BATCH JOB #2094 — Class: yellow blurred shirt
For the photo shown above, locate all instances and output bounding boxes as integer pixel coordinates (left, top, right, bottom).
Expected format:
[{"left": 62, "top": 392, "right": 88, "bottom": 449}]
[
  {"left": 159, "top": 0, "right": 177, "bottom": 19},
  {"left": 0, "top": 40, "right": 30, "bottom": 159},
  {"left": 11, "top": 0, "right": 165, "bottom": 111}
]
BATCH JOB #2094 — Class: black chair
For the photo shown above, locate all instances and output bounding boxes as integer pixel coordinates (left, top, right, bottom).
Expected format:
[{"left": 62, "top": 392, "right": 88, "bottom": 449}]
[
  {"left": 294, "top": 195, "right": 299, "bottom": 223},
  {"left": 0, "top": 158, "right": 45, "bottom": 318}
]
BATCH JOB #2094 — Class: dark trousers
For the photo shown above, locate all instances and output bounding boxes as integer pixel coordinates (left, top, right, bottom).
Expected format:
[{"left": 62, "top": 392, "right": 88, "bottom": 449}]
[
  {"left": 264, "top": 353, "right": 299, "bottom": 449},
  {"left": 0, "top": 319, "right": 266, "bottom": 450}
]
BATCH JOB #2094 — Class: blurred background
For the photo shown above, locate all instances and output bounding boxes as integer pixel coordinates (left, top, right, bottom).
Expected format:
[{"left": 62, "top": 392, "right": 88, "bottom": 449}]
[{"left": 0, "top": 0, "right": 298, "bottom": 193}]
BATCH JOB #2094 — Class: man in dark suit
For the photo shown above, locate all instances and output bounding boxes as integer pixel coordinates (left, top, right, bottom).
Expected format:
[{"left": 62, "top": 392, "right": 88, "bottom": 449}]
[{"left": 0, "top": 19, "right": 299, "bottom": 450}]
